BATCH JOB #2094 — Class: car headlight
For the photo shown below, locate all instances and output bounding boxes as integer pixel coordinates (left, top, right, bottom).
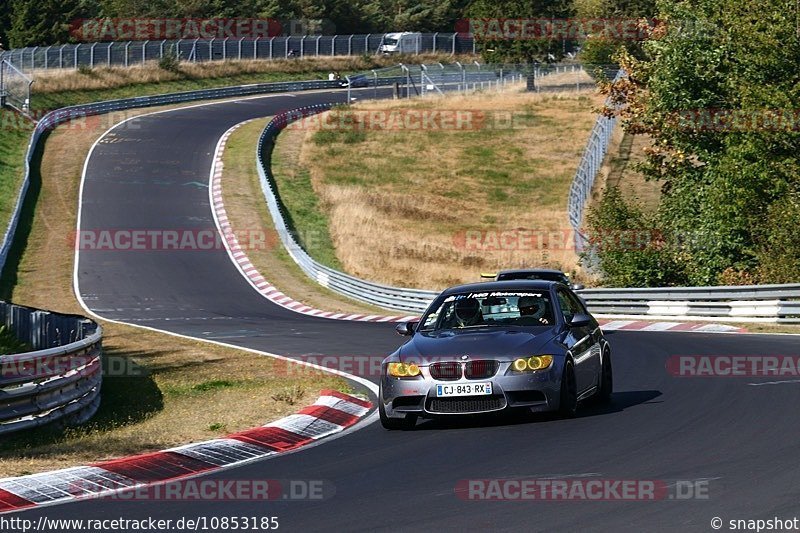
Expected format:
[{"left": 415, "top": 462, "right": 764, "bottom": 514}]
[
  {"left": 387, "top": 362, "right": 422, "bottom": 378},
  {"left": 511, "top": 356, "right": 554, "bottom": 372}
]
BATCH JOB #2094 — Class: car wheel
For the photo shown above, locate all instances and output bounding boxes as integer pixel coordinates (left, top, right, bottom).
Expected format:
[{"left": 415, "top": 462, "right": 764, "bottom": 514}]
[
  {"left": 596, "top": 348, "right": 613, "bottom": 404},
  {"left": 558, "top": 359, "right": 578, "bottom": 418},
  {"left": 379, "top": 397, "right": 417, "bottom": 430}
]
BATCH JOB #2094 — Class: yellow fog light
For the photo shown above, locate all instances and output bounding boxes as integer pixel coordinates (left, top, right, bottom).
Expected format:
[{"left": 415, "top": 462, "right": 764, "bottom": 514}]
[
  {"left": 388, "top": 362, "right": 422, "bottom": 378},
  {"left": 527, "top": 355, "right": 553, "bottom": 371},
  {"left": 513, "top": 358, "right": 529, "bottom": 372}
]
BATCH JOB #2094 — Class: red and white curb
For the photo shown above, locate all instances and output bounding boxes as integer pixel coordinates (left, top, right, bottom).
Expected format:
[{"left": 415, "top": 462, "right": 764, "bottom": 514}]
[
  {"left": 0, "top": 390, "right": 371, "bottom": 514},
  {"left": 210, "top": 121, "right": 418, "bottom": 324},
  {"left": 597, "top": 319, "right": 745, "bottom": 334}
]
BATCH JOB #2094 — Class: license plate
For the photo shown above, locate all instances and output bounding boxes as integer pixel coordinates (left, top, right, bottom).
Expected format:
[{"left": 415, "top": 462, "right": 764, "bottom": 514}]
[{"left": 436, "top": 382, "right": 492, "bottom": 397}]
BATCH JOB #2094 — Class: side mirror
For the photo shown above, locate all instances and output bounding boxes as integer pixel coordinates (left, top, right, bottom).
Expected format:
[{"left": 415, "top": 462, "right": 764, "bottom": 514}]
[
  {"left": 395, "top": 321, "right": 418, "bottom": 336},
  {"left": 569, "top": 313, "right": 592, "bottom": 328},
  {"left": 571, "top": 283, "right": 585, "bottom": 291}
]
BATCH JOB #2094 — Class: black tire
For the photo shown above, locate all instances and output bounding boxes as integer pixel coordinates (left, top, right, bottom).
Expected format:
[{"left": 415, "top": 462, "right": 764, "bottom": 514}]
[
  {"left": 379, "top": 397, "right": 417, "bottom": 430},
  {"left": 558, "top": 359, "right": 578, "bottom": 418},
  {"left": 596, "top": 348, "right": 613, "bottom": 404}
]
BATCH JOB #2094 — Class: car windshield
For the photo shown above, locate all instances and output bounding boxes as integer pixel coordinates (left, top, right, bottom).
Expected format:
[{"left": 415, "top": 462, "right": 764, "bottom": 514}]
[
  {"left": 419, "top": 291, "right": 556, "bottom": 332},
  {"left": 384, "top": 38, "right": 398, "bottom": 45}
]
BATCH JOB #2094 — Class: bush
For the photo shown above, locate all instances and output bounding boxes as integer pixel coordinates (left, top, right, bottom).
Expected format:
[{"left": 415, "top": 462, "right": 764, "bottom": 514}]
[
  {"left": 158, "top": 46, "right": 181, "bottom": 72},
  {"left": 583, "top": 187, "right": 686, "bottom": 287},
  {"left": 755, "top": 194, "right": 800, "bottom": 283}
]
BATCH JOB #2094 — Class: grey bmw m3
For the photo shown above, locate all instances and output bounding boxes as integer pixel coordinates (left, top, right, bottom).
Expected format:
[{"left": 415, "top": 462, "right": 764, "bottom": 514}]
[{"left": 379, "top": 280, "right": 612, "bottom": 429}]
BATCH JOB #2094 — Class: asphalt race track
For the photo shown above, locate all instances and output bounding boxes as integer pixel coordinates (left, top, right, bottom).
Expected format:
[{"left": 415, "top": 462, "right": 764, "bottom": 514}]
[{"left": 16, "top": 88, "right": 800, "bottom": 531}]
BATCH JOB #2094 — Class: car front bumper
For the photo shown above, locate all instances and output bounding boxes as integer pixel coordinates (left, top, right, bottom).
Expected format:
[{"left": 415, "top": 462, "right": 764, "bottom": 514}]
[{"left": 380, "top": 362, "right": 563, "bottom": 419}]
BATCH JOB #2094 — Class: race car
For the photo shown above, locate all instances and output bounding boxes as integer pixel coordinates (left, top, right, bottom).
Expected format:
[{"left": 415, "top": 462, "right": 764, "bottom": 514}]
[
  {"left": 481, "top": 268, "right": 585, "bottom": 290},
  {"left": 379, "top": 280, "right": 611, "bottom": 429}
]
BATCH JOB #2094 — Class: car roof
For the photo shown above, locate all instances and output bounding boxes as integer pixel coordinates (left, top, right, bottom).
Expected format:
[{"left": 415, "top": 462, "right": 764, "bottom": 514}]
[
  {"left": 497, "top": 268, "right": 565, "bottom": 276},
  {"left": 441, "top": 279, "right": 560, "bottom": 296}
]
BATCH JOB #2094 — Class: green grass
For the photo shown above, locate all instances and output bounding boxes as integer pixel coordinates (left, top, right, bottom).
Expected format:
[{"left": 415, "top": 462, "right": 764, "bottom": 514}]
[
  {"left": 269, "top": 130, "right": 343, "bottom": 270},
  {"left": 0, "top": 111, "right": 33, "bottom": 251}
]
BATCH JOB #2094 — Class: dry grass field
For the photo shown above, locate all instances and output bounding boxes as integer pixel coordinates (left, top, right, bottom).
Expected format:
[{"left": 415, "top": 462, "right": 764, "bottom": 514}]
[{"left": 285, "top": 86, "right": 603, "bottom": 290}]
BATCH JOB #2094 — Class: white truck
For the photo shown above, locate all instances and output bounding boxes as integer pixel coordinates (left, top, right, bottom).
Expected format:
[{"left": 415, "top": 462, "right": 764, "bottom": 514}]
[{"left": 378, "top": 32, "right": 422, "bottom": 54}]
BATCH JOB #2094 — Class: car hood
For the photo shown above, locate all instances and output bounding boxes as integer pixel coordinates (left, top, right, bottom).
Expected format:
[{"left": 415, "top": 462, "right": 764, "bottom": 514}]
[{"left": 397, "top": 327, "right": 561, "bottom": 363}]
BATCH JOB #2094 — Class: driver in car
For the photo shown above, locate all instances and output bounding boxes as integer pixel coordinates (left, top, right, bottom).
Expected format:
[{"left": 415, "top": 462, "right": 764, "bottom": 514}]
[
  {"left": 517, "top": 295, "right": 551, "bottom": 325},
  {"left": 452, "top": 298, "right": 484, "bottom": 328}
]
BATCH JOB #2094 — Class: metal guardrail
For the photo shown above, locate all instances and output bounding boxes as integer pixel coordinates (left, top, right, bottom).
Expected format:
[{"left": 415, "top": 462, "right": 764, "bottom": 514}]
[
  {"left": 0, "top": 33, "right": 476, "bottom": 72},
  {"left": 0, "top": 301, "right": 103, "bottom": 434},
  {"left": 567, "top": 69, "right": 623, "bottom": 254}
]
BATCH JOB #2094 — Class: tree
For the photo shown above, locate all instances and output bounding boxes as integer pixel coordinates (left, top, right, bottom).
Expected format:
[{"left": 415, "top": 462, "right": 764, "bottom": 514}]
[
  {"left": 602, "top": 0, "right": 800, "bottom": 285},
  {"left": 467, "top": 0, "right": 575, "bottom": 63}
]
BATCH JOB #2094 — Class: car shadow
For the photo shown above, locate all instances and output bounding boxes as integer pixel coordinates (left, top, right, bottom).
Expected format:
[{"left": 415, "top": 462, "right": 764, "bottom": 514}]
[{"left": 410, "top": 390, "right": 662, "bottom": 431}]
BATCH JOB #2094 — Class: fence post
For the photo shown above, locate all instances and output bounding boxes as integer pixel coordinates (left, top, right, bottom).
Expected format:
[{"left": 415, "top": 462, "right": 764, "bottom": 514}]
[
  {"left": 59, "top": 44, "right": 65, "bottom": 69},
  {"left": 160, "top": 40, "right": 165, "bottom": 60},
  {"left": 316, "top": 35, "right": 321, "bottom": 56},
  {"left": 254, "top": 37, "right": 260, "bottom": 59},
  {"left": 433, "top": 32, "right": 438, "bottom": 53},
  {"left": 452, "top": 34, "right": 456, "bottom": 55},
  {"left": 372, "top": 69, "right": 377, "bottom": 98},
  {"left": 107, "top": 42, "right": 112, "bottom": 66},
  {"left": 239, "top": 37, "right": 243, "bottom": 60},
  {"left": 269, "top": 37, "right": 274, "bottom": 59},
  {"left": 44, "top": 45, "right": 52, "bottom": 69},
  {"left": 331, "top": 35, "right": 336, "bottom": 56},
  {"left": 143, "top": 40, "right": 148, "bottom": 63},
  {"left": 31, "top": 47, "right": 37, "bottom": 70},
  {"left": 223, "top": 38, "right": 229, "bottom": 60},
  {"left": 124, "top": 41, "right": 130, "bottom": 67},
  {"left": 90, "top": 43, "right": 97, "bottom": 68},
  {"left": 300, "top": 35, "right": 305, "bottom": 57},
  {"left": 365, "top": 34, "right": 370, "bottom": 54},
  {"left": 348, "top": 35, "right": 353, "bottom": 56}
]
